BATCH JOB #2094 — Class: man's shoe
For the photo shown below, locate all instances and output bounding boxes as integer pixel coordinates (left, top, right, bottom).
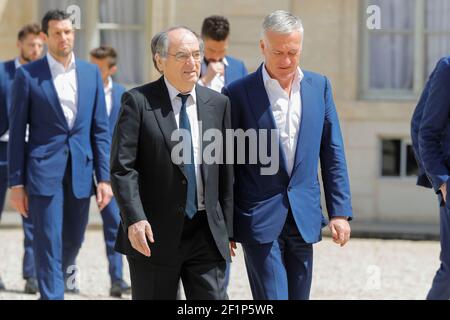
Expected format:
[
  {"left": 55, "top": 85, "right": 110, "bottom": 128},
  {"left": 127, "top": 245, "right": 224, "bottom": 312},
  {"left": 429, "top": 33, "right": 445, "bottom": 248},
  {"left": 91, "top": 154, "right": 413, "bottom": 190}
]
[
  {"left": 24, "top": 278, "right": 38, "bottom": 294},
  {"left": 110, "top": 280, "right": 131, "bottom": 298},
  {"left": 0, "top": 276, "right": 5, "bottom": 291}
]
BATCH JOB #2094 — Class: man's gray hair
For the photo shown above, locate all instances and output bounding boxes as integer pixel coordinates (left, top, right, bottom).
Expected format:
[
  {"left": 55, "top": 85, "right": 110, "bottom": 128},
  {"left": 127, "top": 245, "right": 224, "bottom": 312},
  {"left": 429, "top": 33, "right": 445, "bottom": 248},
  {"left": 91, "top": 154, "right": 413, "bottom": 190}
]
[
  {"left": 151, "top": 26, "right": 204, "bottom": 74},
  {"left": 262, "top": 10, "right": 304, "bottom": 38}
]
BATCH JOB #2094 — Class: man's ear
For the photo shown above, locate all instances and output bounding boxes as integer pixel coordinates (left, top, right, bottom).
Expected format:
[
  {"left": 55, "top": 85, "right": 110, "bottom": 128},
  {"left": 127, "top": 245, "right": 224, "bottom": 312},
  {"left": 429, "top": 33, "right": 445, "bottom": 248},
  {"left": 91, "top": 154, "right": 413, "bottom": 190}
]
[
  {"left": 110, "top": 65, "right": 118, "bottom": 76},
  {"left": 39, "top": 32, "right": 48, "bottom": 44},
  {"left": 155, "top": 53, "right": 165, "bottom": 73},
  {"left": 259, "top": 39, "right": 265, "bottom": 55}
]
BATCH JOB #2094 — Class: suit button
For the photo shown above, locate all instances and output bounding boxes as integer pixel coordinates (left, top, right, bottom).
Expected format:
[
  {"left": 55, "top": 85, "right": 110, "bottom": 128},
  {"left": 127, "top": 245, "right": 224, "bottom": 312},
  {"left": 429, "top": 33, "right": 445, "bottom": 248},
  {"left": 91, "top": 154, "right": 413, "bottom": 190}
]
[
  {"left": 178, "top": 206, "right": 184, "bottom": 213},
  {"left": 182, "top": 180, "right": 187, "bottom": 185}
]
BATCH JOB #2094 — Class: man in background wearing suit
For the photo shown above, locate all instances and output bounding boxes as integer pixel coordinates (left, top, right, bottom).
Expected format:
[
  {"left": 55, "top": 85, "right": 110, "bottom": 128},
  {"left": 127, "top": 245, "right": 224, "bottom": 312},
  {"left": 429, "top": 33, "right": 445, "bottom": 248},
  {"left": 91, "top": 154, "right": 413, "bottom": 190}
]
[
  {"left": 414, "top": 56, "right": 450, "bottom": 300},
  {"left": 8, "top": 10, "right": 112, "bottom": 300},
  {"left": 223, "top": 10, "right": 353, "bottom": 300},
  {"left": 89, "top": 46, "right": 131, "bottom": 298},
  {"left": 111, "top": 26, "right": 233, "bottom": 300},
  {"left": 199, "top": 15, "right": 248, "bottom": 92},
  {"left": 0, "top": 23, "right": 44, "bottom": 294}
]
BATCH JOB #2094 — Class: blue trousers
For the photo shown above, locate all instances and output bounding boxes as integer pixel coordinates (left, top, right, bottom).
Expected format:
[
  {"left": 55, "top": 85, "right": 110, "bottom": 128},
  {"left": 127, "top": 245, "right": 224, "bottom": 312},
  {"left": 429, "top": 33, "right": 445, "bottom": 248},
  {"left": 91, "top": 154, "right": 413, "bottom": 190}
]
[
  {"left": 427, "top": 194, "right": 450, "bottom": 300},
  {"left": 0, "top": 164, "right": 7, "bottom": 221},
  {"left": 241, "top": 211, "right": 313, "bottom": 300},
  {"left": 30, "top": 162, "right": 90, "bottom": 300},
  {"left": 1, "top": 163, "right": 36, "bottom": 280},
  {"left": 100, "top": 197, "right": 123, "bottom": 283}
]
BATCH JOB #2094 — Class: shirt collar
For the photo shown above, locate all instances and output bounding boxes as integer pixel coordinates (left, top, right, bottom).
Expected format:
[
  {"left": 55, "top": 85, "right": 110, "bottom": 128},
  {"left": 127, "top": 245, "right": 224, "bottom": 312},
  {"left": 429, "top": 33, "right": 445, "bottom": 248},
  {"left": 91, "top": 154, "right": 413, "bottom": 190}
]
[
  {"left": 14, "top": 57, "right": 22, "bottom": 69},
  {"left": 105, "top": 77, "right": 113, "bottom": 92},
  {"left": 222, "top": 57, "right": 229, "bottom": 66},
  {"left": 164, "top": 77, "right": 197, "bottom": 105},
  {"left": 262, "top": 64, "right": 304, "bottom": 89},
  {"left": 46, "top": 52, "right": 76, "bottom": 73}
]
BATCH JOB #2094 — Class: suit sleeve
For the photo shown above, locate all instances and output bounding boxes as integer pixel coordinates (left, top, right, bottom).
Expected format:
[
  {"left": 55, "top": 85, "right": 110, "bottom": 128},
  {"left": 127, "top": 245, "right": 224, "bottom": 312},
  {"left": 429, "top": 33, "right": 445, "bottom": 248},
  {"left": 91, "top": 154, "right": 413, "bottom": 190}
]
[
  {"left": 91, "top": 67, "right": 111, "bottom": 183},
  {"left": 8, "top": 67, "right": 29, "bottom": 187},
  {"left": 0, "top": 66, "right": 8, "bottom": 137},
  {"left": 320, "top": 76, "right": 353, "bottom": 220},
  {"left": 418, "top": 59, "right": 450, "bottom": 193},
  {"left": 110, "top": 91, "right": 147, "bottom": 229},
  {"left": 219, "top": 97, "right": 234, "bottom": 238},
  {"left": 410, "top": 67, "right": 436, "bottom": 189}
]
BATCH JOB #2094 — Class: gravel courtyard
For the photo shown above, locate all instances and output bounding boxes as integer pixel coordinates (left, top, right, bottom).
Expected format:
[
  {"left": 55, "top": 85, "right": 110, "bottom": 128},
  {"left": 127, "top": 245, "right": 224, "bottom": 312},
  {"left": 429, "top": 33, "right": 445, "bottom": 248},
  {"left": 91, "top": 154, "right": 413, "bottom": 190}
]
[{"left": 0, "top": 228, "right": 442, "bottom": 300}]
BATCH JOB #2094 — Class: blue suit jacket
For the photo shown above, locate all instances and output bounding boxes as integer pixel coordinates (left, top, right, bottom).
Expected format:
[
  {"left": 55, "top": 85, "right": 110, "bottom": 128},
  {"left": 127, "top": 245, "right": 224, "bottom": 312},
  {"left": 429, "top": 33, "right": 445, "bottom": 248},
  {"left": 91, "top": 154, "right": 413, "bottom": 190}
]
[
  {"left": 418, "top": 56, "right": 450, "bottom": 193},
  {"left": 201, "top": 55, "right": 248, "bottom": 86},
  {"left": 223, "top": 65, "right": 353, "bottom": 245},
  {"left": 410, "top": 59, "right": 448, "bottom": 189},
  {"left": 0, "top": 60, "right": 15, "bottom": 165},
  {"left": 8, "top": 56, "right": 111, "bottom": 199},
  {"left": 108, "top": 82, "right": 126, "bottom": 137}
]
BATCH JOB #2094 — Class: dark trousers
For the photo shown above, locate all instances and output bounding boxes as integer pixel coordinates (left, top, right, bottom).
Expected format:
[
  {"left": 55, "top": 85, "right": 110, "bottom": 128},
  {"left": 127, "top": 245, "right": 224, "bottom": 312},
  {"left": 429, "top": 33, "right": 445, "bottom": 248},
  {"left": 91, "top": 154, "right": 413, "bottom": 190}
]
[
  {"left": 242, "top": 210, "right": 313, "bottom": 300},
  {"left": 127, "top": 212, "right": 228, "bottom": 300},
  {"left": 427, "top": 194, "right": 450, "bottom": 300}
]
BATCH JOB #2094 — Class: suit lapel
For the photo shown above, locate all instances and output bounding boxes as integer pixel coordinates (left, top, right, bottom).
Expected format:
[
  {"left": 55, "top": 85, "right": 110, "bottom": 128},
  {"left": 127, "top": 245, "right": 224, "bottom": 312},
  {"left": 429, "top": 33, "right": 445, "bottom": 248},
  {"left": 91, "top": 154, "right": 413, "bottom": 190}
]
[
  {"left": 196, "top": 86, "right": 214, "bottom": 186},
  {"left": 71, "top": 60, "right": 87, "bottom": 131},
  {"left": 40, "top": 57, "right": 69, "bottom": 130},
  {"left": 291, "top": 75, "right": 314, "bottom": 175},
  {"left": 151, "top": 78, "right": 186, "bottom": 176},
  {"left": 247, "top": 65, "right": 289, "bottom": 176},
  {"left": 109, "top": 83, "right": 121, "bottom": 128}
]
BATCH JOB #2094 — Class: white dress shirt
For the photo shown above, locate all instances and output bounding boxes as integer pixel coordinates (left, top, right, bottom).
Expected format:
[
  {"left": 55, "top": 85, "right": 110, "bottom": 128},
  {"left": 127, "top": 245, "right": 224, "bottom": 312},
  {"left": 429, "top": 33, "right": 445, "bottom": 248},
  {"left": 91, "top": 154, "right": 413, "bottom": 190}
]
[
  {"left": 47, "top": 52, "right": 78, "bottom": 130},
  {"left": 262, "top": 64, "right": 304, "bottom": 177},
  {"left": 104, "top": 77, "right": 113, "bottom": 117},
  {"left": 164, "top": 77, "right": 205, "bottom": 211},
  {"left": 0, "top": 58, "right": 23, "bottom": 142},
  {"left": 198, "top": 57, "right": 228, "bottom": 93}
]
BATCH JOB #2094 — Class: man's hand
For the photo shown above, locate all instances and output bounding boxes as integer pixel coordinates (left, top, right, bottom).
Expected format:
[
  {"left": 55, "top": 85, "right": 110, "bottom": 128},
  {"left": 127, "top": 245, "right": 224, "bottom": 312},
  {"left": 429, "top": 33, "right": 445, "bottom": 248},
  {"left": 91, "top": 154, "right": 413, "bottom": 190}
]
[
  {"left": 128, "top": 220, "right": 155, "bottom": 257},
  {"left": 201, "top": 61, "right": 225, "bottom": 85},
  {"left": 441, "top": 182, "right": 447, "bottom": 203},
  {"left": 10, "top": 187, "right": 29, "bottom": 218},
  {"left": 96, "top": 182, "right": 113, "bottom": 211},
  {"left": 329, "top": 217, "right": 351, "bottom": 247},
  {"left": 230, "top": 241, "right": 237, "bottom": 257}
]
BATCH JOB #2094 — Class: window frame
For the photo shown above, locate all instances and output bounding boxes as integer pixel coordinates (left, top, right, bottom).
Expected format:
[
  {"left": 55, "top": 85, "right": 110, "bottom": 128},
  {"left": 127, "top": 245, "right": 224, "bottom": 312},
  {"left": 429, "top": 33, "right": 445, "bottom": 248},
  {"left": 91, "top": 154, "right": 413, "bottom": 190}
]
[
  {"left": 37, "top": 0, "right": 152, "bottom": 86},
  {"left": 360, "top": 0, "right": 427, "bottom": 101},
  {"left": 379, "top": 137, "right": 418, "bottom": 179}
]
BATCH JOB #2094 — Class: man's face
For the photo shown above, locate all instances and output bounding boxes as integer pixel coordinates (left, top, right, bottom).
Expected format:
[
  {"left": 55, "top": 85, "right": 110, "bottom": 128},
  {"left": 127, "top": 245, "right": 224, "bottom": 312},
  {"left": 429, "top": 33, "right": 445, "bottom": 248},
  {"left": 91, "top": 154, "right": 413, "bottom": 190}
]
[
  {"left": 203, "top": 38, "right": 228, "bottom": 63},
  {"left": 42, "top": 19, "right": 75, "bottom": 58},
  {"left": 260, "top": 30, "right": 302, "bottom": 82},
  {"left": 90, "top": 56, "right": 117, "bottom": 84},
  {"left": 158, "top": 29, "right": 202, "bottom": 92},
  {"left": 17, "top": 34, "right": 44, "bottom": 63}
]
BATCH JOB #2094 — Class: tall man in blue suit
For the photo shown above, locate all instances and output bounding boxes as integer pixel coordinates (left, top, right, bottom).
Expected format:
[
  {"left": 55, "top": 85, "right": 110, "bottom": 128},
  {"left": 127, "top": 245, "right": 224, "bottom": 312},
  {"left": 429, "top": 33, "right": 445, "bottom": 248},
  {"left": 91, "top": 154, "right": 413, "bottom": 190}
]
[
  {"left": 0, "top": 23, "right": 44, "bottom": 294},
  {"left": 89, "top": 46, "right": 131, "bottom": 298},
  {"left": 8, "top": 10, "right": 113, "bottom": 300},
  {"left": 414, "top": 56, "right": 450, "bottom": 300},
  {"left": 223, "top": 10, "right": 353, "bottom": 300},
  {"left": 199, "top": 15, "right": 248, "bottom": 93}
]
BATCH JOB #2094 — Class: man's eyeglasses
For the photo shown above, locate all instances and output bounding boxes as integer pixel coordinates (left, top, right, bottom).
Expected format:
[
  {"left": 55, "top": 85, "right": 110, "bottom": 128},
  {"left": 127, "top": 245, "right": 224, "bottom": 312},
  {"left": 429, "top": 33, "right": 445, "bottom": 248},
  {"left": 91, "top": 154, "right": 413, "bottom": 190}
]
[{"left": 168, "top": 51, "right": 203, "bottom": 62}]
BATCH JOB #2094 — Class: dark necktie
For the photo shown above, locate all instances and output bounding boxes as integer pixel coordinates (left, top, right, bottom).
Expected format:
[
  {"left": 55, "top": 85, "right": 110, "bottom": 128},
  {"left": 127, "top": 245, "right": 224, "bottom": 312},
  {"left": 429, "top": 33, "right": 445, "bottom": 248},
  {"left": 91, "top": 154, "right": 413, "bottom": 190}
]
[{"left": 177, "top": 93, "right": 198, "bottom": 219}]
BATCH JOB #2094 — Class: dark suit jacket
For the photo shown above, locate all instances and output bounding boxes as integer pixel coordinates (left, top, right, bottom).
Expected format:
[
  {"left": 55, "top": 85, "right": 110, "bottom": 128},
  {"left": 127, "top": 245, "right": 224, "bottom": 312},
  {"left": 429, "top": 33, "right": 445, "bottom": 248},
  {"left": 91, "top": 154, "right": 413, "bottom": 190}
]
[
  {"left": 418, "top": 56, "right": 450, "bottom": 193},
  {"left": 111, "top": 76, "right": 233, "bottom": 266},
  {"left": 411, "top": 57, "right": 450, "bottom": 189},
  {"left": 0, "top": 60, "right": 15, "bottom": 138}
]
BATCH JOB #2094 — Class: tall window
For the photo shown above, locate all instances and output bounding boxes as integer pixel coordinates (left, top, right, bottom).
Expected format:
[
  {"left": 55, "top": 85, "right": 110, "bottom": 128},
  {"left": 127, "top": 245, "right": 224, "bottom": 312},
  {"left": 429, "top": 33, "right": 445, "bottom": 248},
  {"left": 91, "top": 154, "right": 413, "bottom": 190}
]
[
  {"left": 362, "top": 0, "right": 450, "bottom": 99},
  {"left": 39, "top": 0, "right": 149, "bottom": 86}
]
